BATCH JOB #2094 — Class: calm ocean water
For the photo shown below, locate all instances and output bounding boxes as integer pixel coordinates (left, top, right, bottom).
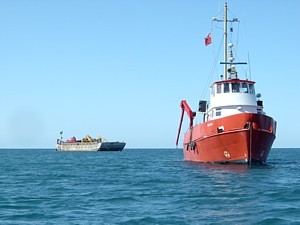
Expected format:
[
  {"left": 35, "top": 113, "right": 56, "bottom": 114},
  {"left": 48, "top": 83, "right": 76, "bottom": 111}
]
[{"left": 0, "top": 148, "right": 299, "bottom": 225}]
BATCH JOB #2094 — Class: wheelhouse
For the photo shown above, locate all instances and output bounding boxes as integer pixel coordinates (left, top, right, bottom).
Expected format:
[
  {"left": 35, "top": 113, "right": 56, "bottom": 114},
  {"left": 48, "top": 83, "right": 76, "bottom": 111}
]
[
  {"left": 212, "top": 79, "right": 255, "bottom": 96},
  {"left": 205, "top": 79, "right": 264, "bottom": 121}
]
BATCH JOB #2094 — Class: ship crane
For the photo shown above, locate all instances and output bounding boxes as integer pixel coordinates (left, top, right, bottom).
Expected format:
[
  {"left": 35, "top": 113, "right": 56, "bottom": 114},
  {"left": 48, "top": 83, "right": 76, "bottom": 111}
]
[{"left": 176, "top": 100, "right": 196, "bottom": 147}]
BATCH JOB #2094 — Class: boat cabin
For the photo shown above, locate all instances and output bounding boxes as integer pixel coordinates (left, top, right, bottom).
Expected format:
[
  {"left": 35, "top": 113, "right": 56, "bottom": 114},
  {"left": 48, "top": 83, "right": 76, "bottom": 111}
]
[
  {"left": 212, "top": 79, "right": 255, "bottom": 95},
  {"left": 204, "top": 79, "right": 264, "bottom": 121}
]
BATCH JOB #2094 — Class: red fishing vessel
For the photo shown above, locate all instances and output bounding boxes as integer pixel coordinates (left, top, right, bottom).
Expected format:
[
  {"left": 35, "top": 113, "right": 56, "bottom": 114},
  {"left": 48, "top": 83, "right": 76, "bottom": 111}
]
[{"left": 176, "top": 3, "right": 276, "bottom": 164}]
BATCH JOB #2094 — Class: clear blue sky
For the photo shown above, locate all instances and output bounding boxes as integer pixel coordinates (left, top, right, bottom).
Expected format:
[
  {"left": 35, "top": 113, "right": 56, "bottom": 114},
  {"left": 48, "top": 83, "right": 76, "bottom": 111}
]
[{"left": 0, "top": 0, "right": 299, "bottom": 148}]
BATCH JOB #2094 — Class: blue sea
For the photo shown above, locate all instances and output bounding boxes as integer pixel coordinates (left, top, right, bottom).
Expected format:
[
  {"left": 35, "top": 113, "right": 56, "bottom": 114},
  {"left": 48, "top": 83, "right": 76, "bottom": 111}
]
[{"left": 0, "top": 148, "right": 299, "bottom": 225}]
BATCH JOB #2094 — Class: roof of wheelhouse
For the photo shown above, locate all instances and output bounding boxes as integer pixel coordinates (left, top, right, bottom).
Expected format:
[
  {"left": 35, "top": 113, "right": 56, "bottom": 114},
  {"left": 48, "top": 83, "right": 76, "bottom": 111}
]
[{"left": 213, "top": 79, "right": 255, "bottom": 85}]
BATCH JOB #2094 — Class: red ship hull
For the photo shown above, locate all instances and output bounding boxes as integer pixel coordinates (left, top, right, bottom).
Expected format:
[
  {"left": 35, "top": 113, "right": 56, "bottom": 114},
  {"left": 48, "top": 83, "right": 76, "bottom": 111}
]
[{"left": 183, "top": 113, "right": 276, "bottom": 164}]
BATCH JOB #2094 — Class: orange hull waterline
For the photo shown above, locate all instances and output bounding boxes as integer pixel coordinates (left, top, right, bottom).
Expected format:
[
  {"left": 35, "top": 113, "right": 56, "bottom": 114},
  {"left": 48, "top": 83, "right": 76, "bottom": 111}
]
[{"left": 176, "top": 3, "right": 276, "bottom": 165}]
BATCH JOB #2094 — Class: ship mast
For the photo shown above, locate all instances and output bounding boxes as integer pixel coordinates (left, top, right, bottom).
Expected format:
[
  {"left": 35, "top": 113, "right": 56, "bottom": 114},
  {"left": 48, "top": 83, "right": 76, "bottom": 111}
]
[
  {"left": 212, "top": 2, "right": 239, "bottom": 80},
  {"left": 223, "top": 2, "right": 228, "bottom": 80}
]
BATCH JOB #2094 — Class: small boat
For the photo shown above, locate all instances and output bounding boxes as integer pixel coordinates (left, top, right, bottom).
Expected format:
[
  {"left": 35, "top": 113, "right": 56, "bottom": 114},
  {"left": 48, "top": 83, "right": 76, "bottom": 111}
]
[
  {"left": 176, "top": 3, "right": 276, "bottom": 164},
  {"left": 56, "top": 133, "right": 125, "bottom": 152}
]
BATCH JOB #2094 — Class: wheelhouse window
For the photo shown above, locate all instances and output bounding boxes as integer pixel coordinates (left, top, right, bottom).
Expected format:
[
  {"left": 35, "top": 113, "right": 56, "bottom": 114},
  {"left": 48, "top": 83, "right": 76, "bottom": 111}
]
[
  {"left": 217, "top": 84, "right": 222, "bottom": 94},
  {"left": 242, "top": 83, "right": 248, "bottom": 93},
  {"left": 249, "top": 84, "right": 255, "bottom": 94},
  {"left": 224, "top": 83, "right": 230, "bottom": 93},
  {"left": 232, "top": 83, "right": 240, "bottom": 92}
]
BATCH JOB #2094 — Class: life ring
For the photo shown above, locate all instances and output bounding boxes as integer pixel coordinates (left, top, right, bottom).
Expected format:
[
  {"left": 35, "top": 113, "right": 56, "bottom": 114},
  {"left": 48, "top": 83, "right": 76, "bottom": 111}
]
[{"left": 224, "top": 151, "right": 231, "bottom": 158}]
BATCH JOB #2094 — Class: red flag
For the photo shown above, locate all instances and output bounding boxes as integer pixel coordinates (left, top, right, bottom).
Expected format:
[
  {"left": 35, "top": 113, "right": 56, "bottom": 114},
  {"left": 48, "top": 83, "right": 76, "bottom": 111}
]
[{"left": 204, "top": 33, "right": 212, "bottom": 46}]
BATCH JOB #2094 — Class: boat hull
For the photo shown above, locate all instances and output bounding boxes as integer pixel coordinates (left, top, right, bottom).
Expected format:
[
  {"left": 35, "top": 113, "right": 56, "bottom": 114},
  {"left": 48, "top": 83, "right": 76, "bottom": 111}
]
[
  {"left": 56, "top": 141, "right": 101, "bottom": 151},
  {"left": 183, "top": 113, "right": 276, "bottom": 164},
  {"left": 56, "top": 141, "right": 126, "bottom": 152},
  {"left": 99, "top": 142, "right": 126, "bottom": 151}
]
